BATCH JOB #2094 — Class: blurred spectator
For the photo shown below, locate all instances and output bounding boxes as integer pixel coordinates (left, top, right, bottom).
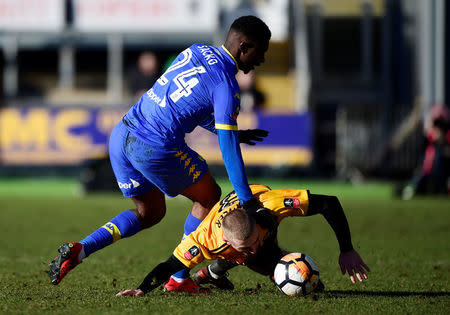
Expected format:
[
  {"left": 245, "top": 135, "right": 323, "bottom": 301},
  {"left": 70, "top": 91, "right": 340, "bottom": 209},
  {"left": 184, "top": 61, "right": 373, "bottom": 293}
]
[
  {"left": 236, "top": 71, "right": 265, "bottom": 112},
  {"left": 402, "top": 105, "right": 450, "bottom": 199},
  {"left": 127, "top": 51, "right": 160, "bottom": 100}
]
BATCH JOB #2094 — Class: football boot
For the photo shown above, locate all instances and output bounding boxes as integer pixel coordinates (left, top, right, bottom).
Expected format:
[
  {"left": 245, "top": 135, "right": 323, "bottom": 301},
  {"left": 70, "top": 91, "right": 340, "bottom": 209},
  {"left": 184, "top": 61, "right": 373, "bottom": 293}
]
[
  {"left": 48, "top": 242, "right": 83, "bottom": 285},
  {"left": 163, "top": 277, "right": 210, "bottom": 294},
  {"left": 192, "top": 267, "right": 234, "bottom": 290}
]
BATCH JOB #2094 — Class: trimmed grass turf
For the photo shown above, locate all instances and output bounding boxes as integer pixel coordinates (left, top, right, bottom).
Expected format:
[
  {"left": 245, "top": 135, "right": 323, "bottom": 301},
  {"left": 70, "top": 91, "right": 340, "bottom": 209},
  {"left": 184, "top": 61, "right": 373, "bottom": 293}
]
[{"left": 0, "top": 177, "right": 449, "bottom": 314}]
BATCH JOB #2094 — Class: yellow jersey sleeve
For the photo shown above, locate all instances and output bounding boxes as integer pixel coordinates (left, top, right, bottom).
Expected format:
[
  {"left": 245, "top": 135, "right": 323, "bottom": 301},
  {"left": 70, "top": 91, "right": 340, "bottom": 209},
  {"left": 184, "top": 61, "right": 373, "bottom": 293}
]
[
  {"left": 256, "top": 189, "right": 310, "bottom": 222},
  {"left": 173, "top": 233, "right": 209, "bottom": 269}
]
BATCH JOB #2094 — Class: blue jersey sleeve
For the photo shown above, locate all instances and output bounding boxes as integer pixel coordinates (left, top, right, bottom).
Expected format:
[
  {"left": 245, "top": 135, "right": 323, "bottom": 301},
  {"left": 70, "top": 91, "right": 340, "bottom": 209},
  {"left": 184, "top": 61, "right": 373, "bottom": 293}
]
[
  {"left": 217, "top": 129, "right": 253, "bottom": 202},
  {"left": 212, "top": 82, "right": 239, "bottom": 130},
  {"left": 212, "top": 79, "right": 252, "bottom": 201}
]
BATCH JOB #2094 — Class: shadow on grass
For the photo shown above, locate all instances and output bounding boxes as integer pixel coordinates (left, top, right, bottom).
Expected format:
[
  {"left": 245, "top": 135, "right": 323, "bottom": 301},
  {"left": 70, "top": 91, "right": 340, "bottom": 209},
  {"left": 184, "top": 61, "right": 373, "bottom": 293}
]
[{"left": 322, "top": 290, "right": 450, "bottom": 298}]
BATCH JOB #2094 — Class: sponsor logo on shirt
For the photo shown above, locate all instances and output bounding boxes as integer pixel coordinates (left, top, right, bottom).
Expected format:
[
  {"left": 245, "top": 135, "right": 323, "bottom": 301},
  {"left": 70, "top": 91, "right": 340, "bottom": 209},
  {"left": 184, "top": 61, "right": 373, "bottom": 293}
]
[
  {"left": 183, "top": 245, "right": 200, "bottom": 260},
  {"left": 146, "top": 88, "right": 165, "bottom": 107}
]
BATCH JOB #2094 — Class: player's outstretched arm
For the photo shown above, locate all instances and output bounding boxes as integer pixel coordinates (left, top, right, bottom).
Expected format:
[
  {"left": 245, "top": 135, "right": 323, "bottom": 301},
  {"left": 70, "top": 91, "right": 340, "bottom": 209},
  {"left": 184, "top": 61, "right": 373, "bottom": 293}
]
[
  {"left": 116, "top": 255, "right": 187, "bottom": 297},
  {"left": 307, "top": 194, "right": 370, "bottom": 283},
  {"left": 307, "top": 194, "right": 353, "bottom": 253},
  {"left": 339, "top": 249, "right": 370, "bottom": 283}
]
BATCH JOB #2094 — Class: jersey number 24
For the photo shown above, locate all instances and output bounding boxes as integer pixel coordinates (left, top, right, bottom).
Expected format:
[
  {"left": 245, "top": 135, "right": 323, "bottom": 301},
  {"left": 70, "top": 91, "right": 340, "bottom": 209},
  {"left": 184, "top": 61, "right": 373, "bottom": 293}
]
[{"left": 157, "top": 48, "right": 206, "bottom": 103}]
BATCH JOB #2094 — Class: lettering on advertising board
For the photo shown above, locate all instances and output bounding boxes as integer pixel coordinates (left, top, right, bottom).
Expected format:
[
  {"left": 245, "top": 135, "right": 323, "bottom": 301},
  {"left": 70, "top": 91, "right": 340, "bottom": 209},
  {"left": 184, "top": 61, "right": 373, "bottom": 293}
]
[{"left": 0, "top": 107, "right": 127, "bottom": 165}]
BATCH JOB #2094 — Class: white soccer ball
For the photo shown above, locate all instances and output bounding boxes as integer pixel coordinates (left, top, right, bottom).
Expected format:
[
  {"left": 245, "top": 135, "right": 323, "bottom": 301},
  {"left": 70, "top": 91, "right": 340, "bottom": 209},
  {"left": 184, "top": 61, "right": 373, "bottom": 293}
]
[{"left": 273, "top": 252, "right": 320, "bottom": 296}]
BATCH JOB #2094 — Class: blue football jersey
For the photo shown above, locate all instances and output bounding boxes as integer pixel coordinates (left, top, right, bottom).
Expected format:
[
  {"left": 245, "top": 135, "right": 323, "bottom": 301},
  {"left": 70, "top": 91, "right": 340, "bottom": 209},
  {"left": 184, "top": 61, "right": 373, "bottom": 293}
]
[{"left": 123, "top": 44, "right": 241, "bottom": 145}]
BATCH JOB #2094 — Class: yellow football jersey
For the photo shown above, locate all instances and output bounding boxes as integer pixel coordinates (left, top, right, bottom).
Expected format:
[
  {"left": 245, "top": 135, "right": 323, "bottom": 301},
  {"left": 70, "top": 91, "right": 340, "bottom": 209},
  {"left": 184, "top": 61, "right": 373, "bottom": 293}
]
[{"left": 173, "top": 184, "right": 310, "bottom": 269}]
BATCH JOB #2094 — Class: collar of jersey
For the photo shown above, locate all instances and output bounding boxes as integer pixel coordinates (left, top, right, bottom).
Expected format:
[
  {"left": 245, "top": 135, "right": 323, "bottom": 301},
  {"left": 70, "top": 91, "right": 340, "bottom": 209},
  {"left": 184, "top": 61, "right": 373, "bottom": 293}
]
[{"left": 220, "top": 45, "right": 239, "bottom": 73}]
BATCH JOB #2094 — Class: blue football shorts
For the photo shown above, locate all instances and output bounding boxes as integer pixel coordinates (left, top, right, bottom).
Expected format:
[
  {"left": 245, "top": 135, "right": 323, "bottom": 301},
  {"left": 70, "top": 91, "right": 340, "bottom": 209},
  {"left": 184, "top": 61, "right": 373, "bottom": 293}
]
[{"left": 109, "top": 120, "right": 208, "bottom": 197}]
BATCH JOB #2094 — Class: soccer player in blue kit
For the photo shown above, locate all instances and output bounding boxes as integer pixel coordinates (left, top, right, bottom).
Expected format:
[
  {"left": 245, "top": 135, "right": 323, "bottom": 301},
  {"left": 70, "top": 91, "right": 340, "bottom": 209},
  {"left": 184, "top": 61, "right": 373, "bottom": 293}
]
[{"left": 48, "top": 15, "right": 272, "bottom": 292}]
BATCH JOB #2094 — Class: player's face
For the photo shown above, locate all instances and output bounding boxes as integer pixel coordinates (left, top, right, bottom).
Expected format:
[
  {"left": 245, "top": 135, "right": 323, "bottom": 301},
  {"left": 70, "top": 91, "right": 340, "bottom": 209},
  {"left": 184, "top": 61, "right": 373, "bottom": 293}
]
[
  {"left": 228, "top": 225, "right": 260, "bottom": 256},
  {"left": 238, "top": 39, "right": 269, "bottom": 74}
]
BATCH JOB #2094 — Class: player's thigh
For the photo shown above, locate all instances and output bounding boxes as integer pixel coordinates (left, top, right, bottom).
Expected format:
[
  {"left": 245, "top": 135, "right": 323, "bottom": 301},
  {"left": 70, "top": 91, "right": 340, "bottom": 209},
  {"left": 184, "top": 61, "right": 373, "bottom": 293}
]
[
  {"left": 109, "top": 121, "right": 155, "bottom": 197},
  {"left": 180, "top": 169, "right": 221, "bottom": 208},
  {"left": 130, "top": 186, "right": 166, "bottom": 226}
]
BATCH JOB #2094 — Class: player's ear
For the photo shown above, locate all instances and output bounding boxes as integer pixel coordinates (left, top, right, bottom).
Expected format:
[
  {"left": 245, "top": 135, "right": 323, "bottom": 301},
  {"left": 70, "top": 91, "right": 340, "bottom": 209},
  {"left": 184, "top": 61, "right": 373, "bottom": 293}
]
[{"left": 239, "top": 41, "right": 251, "bottom": 54}]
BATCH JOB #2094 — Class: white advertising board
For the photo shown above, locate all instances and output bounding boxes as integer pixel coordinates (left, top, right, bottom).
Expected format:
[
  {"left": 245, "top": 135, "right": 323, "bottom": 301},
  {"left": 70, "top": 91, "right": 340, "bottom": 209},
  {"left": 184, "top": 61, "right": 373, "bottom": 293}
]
[
  {"left": 73, "top": 0, "right": 219, "bottom": 33},
  {"left": 0, "top": 0, "right": 64, "bottom": 32}
]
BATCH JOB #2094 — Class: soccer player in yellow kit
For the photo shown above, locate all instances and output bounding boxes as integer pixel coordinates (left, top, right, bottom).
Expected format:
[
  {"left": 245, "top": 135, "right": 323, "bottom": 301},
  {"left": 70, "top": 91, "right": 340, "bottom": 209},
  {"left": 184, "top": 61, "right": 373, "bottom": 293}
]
[{"left": 116, "top": 185, "right": 370, "bottom": 296}]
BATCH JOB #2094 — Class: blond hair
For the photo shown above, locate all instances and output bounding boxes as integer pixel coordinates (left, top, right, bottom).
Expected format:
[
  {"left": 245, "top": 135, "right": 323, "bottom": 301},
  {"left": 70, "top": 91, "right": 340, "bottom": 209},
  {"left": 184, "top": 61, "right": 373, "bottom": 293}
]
[{"left": 222, "top": 208, "right": 255, "bottom": 241}]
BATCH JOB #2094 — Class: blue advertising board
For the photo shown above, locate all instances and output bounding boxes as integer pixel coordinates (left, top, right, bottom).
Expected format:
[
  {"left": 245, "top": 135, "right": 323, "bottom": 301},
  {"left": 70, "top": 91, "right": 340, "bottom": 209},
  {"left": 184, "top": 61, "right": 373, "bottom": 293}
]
[{"left": 0, "top": 107, "right": 312, "bottom": 167}]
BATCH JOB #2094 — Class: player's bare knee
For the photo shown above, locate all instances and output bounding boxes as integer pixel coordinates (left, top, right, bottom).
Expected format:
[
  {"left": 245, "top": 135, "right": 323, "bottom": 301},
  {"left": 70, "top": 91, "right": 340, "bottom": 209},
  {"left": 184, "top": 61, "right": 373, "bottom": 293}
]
[
  {"left": 136, "top": 206, "right": 166, "bottom": 229},
  {"left": 149, "top": 209, "right": 166, "bottom": 227},
  {"left": 191, "top": 201, "right": 210, "bottom": 220}
]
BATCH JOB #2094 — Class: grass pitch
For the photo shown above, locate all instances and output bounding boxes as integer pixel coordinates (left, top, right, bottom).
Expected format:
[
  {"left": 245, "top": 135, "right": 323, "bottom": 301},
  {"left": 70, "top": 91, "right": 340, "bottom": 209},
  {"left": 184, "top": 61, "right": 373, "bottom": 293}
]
[{"left": 0, "top": 177, "right": 449, "bottom": 314}]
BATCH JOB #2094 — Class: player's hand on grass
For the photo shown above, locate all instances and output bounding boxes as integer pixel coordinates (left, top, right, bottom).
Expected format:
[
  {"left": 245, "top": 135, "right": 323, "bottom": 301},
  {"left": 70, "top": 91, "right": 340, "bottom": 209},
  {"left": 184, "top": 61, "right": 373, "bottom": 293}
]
[
  {"left": 338, "top": 249, "right": 370, "bottom": 284},
  {"left": 238, "top": 129, "right": 269, "bottom": 145},
  {"left": 116, "top": 289, "right": 145, "bottom": 297}
]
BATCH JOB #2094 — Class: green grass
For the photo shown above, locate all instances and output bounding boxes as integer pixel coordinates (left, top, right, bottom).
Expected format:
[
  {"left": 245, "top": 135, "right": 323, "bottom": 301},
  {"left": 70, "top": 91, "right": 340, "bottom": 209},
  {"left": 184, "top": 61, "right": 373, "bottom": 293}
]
[{"left": 0, "top": 177, "right": 449, "bottom": 314}]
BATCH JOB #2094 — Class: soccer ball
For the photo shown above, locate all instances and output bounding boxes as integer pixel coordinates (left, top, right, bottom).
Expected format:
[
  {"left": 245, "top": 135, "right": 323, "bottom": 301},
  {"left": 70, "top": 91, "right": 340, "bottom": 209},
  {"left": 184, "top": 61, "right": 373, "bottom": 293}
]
[{"left": 273, "top": 252, "right": 320, "bottom": 296}]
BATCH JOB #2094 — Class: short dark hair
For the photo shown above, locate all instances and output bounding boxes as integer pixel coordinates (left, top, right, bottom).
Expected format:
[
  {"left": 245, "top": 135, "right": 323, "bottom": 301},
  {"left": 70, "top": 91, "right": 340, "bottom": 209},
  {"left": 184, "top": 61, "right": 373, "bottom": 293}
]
[{"left": 230, "top": 15, "right": 271, "bottom": 44}]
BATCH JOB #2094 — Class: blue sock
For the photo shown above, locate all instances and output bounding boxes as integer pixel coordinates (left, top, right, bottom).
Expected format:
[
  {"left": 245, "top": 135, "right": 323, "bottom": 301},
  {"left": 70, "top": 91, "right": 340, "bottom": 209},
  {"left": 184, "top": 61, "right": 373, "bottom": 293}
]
[
  {"left": 171, "top": 213, "right": 202, "bottom": 281},
  {"left": 80, "top": 210, "right": 141, "bottom": 258},
  {"left": 183, "top": 213, "right": 202, "bottom": 237}
]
